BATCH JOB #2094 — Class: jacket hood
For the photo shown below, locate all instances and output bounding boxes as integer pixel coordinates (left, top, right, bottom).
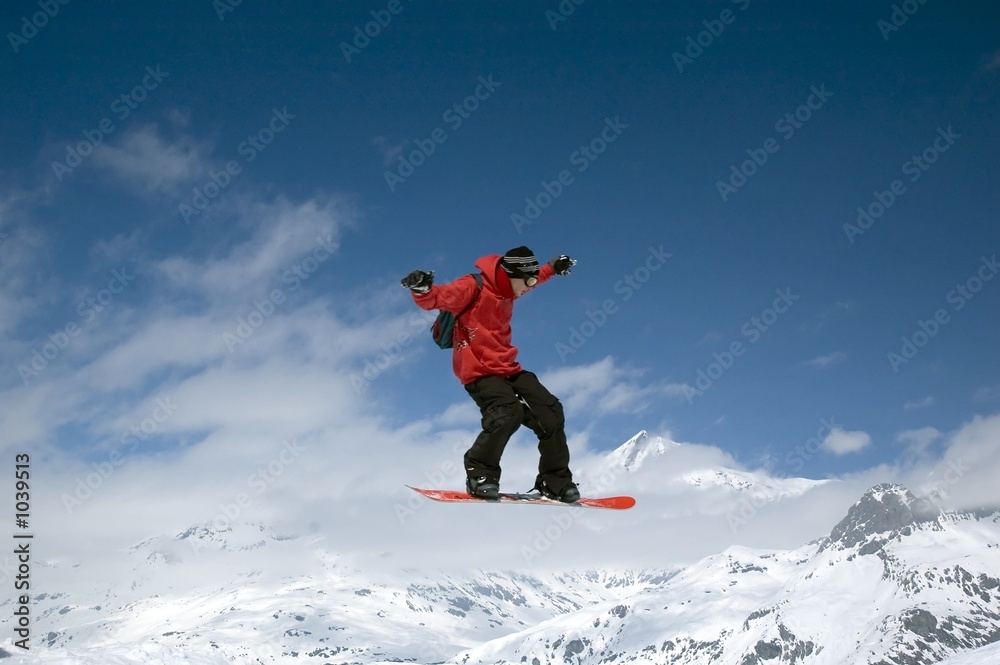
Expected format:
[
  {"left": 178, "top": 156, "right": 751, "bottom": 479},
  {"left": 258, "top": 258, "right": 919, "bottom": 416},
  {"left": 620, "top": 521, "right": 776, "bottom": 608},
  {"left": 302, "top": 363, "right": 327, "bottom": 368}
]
[{"left": 474, "top": 254, "right": 514, "bottom": 299}]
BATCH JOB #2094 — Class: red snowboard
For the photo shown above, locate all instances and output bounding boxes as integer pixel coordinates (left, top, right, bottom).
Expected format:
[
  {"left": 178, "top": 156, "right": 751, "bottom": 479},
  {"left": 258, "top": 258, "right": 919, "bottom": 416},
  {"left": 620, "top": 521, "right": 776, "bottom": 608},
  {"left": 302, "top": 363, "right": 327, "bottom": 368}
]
[{"left": 407, "top": 486, "right": 635, "bottom": 510}]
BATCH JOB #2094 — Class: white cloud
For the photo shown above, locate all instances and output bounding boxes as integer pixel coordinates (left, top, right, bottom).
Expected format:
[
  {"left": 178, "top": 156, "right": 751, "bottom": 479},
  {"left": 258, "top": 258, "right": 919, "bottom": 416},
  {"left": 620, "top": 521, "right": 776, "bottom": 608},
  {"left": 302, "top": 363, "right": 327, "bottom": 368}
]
[
  {"left": 829, "top": 414, "right": 1000, "bottom": 514},
  {"left": 802, "top": 351, "right": 847, "bottom": 369},
  {"left": 540, "top": 356, "right": 691, "bottom": 416},
  {"left": 821, "top": 427, "right": 871, "bottom": 455},
  {"left": 76, "top": 313, "right": 228, "bottom": 392},
  {"left": 155, "top": 194, "right": 351, "bottom": 300},
  {"left": 6, "top": 120, "right": 1000, "bottom": 583},
  {"left": 903, "top": 396, "right": 935, "bottom": 410},
  {"left": 917, "top": 414, "right": 1000, "bottom": 511},
  {"left": 696, "top": 331, "right": 723, "bottom": 346},
  {"left": 94, "top": 124, "right": 209, "bottom": 194},
  {"left": 896, "top": 426, "right": 942, "bottom": 457},
  {"left": 433, "top": 401, "right": 480, "bottom": 428},
  {"left": 0, "top": 203, "right": 874, "bottom": 571},
  {"left": 372, "top": 135, "right": 406, "bottom": 166},
  {"left": 0, "top": 187, "right": 59, "bottom": 338}
]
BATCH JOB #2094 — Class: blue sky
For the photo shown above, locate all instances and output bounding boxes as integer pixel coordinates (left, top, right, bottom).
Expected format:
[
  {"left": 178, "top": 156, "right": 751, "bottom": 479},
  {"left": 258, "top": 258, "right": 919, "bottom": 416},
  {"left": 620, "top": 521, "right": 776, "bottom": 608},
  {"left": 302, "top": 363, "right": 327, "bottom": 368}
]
[{"left": 2, "top": 0, "right": 999, "bottom": 506}]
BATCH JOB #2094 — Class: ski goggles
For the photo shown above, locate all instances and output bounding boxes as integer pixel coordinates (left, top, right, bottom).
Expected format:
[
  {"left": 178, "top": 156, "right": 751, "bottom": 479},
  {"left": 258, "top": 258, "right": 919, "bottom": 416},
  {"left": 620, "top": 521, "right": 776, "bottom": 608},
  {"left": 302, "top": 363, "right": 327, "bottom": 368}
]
[
  {"left": 506, "top": 264, "right": 539, "bottom": 287},
  {"left": 512, "top": 269, "right": 538, "bottom": 287}
]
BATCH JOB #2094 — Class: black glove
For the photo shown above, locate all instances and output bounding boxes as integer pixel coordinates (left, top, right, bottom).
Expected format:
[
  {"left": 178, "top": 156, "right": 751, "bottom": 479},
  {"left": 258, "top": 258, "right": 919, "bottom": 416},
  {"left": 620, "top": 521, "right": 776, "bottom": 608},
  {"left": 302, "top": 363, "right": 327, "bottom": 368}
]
[
  {"left": 549, "top": 255, "right": 576, "bottom": 276},
  {"left": 401, "top": 269, "right": 434, "bottom": 293}
]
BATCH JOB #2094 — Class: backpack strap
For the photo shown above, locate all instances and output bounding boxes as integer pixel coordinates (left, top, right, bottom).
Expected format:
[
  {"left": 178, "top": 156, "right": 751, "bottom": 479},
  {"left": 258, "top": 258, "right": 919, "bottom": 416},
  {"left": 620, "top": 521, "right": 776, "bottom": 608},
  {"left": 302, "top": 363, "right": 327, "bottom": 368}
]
[{"left": 455, "top": 273, "right": 483, "bottom": 320}]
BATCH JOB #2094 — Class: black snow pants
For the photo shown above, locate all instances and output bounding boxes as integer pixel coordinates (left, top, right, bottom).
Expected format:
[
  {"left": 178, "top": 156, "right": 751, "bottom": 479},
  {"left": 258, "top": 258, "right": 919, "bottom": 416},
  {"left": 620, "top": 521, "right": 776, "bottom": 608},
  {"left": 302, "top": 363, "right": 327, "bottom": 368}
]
[{"left": 463, "top": 371, "right": 574, "bottom": 493}]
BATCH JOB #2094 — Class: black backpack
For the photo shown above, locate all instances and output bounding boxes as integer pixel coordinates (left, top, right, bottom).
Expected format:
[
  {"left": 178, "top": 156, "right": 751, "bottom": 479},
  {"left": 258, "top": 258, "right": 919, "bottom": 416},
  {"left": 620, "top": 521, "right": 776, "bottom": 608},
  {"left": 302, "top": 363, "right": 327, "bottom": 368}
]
[{"left": 431, "top": 273, "right": 483, "bottom": 349}]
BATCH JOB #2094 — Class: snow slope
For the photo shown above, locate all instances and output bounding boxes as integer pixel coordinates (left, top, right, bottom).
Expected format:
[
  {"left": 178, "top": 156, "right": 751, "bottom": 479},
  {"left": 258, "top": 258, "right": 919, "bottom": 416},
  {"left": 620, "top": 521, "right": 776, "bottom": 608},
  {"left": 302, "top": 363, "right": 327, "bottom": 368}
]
[
  {"left": 936, "top": 640, "right": 1000, "bottom": 664},
  {"left": 451, "top": 484, "right": 1000, "bottom": 664},
  {"left": 2, "top": 520, "right": 676, "bottom": 664}
]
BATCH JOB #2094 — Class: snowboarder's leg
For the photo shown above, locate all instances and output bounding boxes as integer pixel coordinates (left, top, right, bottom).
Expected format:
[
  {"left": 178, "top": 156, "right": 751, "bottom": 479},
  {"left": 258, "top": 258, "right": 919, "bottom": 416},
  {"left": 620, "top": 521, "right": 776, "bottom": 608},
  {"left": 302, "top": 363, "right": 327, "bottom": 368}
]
[
  {"left": 509, "top": 371, "right": 576, "bottom": 498},
  {"left": 463, "top": 376, "right": 524, "bottom": 491}
]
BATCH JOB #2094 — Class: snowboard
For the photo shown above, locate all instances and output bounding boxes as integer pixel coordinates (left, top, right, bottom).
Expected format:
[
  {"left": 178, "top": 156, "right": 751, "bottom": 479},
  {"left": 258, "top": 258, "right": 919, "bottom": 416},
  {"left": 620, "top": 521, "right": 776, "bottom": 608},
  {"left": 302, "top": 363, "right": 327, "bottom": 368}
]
[{"left": 407, "top": 486, "right": 635, "bottom": 510}]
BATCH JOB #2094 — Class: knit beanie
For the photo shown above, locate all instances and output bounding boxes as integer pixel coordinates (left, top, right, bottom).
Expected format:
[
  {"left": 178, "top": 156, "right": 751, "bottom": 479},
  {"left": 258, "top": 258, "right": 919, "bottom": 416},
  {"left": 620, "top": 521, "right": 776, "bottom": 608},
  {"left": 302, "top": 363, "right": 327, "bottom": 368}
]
[{"left": 501, "top": 246, "right": 540, "bottom": 277}]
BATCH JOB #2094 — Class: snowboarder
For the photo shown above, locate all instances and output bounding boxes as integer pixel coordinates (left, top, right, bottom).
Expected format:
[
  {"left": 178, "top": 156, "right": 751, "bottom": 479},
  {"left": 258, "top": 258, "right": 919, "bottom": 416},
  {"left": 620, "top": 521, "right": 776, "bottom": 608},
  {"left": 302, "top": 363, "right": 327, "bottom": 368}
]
[{"left": 401, "top": 246, "right": 580, "bottom": 503}]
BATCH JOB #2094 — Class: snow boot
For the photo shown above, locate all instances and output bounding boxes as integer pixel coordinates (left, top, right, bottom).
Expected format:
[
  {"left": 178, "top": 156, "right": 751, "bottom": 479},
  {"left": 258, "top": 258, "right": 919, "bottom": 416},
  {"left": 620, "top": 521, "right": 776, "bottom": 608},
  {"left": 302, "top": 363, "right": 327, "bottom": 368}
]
[
  {"left": 466, "top": 476, "right": 499, "bottom": 501},
  {"left": 537, "top": 480, "right": 580, "bottom": 504}
]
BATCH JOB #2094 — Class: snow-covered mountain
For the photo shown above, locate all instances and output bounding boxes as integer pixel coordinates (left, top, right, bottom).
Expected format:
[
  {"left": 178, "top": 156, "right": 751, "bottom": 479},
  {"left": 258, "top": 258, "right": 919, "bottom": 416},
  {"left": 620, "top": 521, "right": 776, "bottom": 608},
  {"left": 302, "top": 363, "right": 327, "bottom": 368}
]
[
  {"left": 5, "top": 432, "right": 999, "bottom": 665},
  {"left": 605, "top": 430, "right": 678, "bottom": 471},
  {"left": 452, "top": 483, "right": 1000, "bottom": 664},
  {"left": 603, "top": 429, "right": 829, "bottom": 502},
  {"left": 5, "top": 522, "right": 677, "bottom": 664},
  {"left": 680, "top": 467, "right": 827, "bottom": 498},
  {"left": 937, "top": 641, "right": 1000, "bottom": 664}
]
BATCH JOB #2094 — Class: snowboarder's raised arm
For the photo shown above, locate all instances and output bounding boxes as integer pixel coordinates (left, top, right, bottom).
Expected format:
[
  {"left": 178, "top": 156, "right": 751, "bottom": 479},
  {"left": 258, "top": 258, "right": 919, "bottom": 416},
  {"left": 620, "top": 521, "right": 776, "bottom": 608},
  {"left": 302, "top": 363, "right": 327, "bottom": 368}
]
[
  {"left": 401, "top": 270, "right": 479, "bottom": 314},
  {"left": 534, "top": 255, "right": 575, "bottom": 288}
]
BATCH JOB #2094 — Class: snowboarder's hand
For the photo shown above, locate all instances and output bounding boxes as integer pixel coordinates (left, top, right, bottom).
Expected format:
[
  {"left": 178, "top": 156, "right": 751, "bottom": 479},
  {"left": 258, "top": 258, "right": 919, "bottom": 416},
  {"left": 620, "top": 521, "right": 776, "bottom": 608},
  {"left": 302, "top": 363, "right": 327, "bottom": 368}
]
[
  {"left": 401, "top": 269, "right": 434, "bottom": 293},
  {"left": 550, "top": 255, "right": 576, "bottom": 276}
]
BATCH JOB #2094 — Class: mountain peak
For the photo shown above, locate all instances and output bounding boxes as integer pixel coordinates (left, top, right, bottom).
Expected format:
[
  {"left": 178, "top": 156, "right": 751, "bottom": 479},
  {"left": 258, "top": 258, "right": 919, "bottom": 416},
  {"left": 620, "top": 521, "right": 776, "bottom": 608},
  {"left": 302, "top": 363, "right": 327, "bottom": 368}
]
[
  {"left": 607, "top": 430, "right": 675, "bottom": 471},
  {"left": 827, "top": 483, "right": 939, "bottom": 554}
]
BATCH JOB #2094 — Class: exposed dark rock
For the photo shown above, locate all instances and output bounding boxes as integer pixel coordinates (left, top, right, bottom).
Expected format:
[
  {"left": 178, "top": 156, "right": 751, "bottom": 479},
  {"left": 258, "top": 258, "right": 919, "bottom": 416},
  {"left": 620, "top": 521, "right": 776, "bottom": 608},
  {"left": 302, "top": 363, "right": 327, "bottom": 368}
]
[
  {"left": 754, "top": 639, "right": 782, "bottom": 659},
  {"left": 826, "top": 484, "right": 939, "bottom": 554}
]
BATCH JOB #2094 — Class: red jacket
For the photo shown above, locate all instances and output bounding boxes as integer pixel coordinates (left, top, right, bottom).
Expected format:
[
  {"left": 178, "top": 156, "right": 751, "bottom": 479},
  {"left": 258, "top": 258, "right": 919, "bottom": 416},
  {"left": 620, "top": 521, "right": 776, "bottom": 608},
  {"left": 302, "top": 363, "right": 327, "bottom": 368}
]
[{"left": 412, "top": 254, "right": 555, "bottom": 385}]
